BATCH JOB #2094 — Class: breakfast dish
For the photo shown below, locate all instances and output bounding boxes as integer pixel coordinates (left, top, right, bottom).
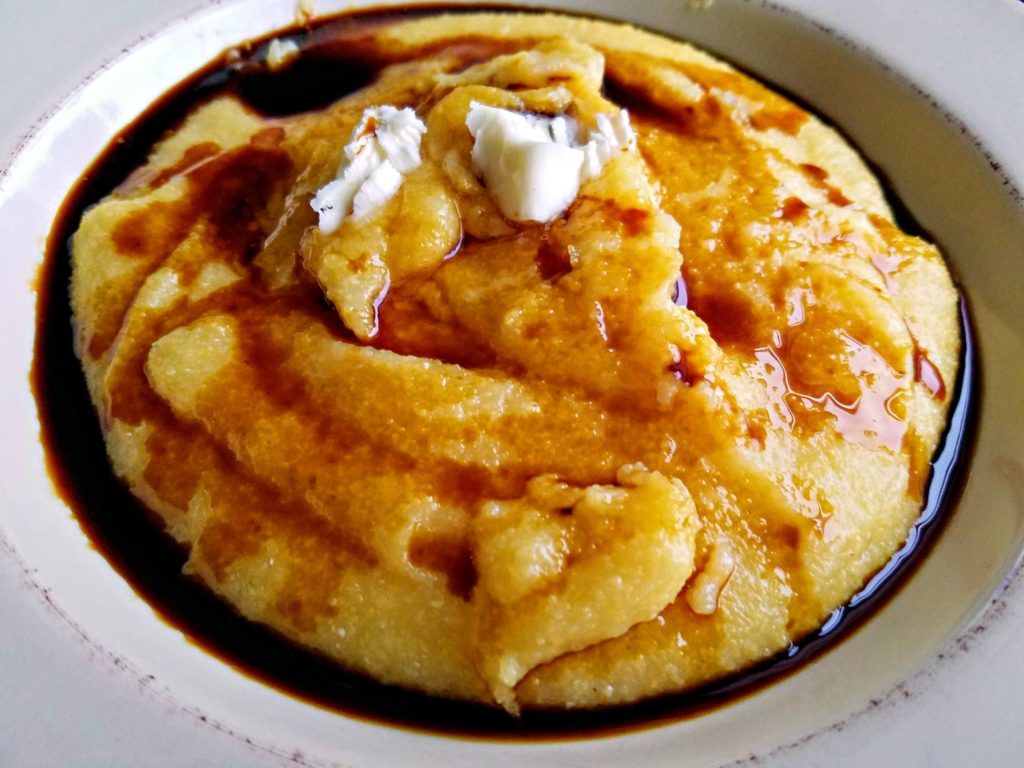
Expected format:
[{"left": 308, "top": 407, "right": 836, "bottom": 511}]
[{"left": 67, "top": 10, "right": 960, "bottom": 713}]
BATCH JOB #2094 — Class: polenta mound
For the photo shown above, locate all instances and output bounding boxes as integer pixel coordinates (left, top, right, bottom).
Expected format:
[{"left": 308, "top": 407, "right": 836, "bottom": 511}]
[{"left": 68, "top": 12, "right": 960, "bottom": 713}]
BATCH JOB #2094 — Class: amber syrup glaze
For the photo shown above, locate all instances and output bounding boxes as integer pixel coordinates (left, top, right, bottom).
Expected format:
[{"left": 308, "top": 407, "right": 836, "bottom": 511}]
[{"left": 32, "top": 5, "right": 978, "bottom": 740}]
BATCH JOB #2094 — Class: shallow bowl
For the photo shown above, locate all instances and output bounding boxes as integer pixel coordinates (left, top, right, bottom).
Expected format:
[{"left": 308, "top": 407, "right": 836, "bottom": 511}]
[{"left": 1, "top": 1, "right": 1022, "bottom": 766}]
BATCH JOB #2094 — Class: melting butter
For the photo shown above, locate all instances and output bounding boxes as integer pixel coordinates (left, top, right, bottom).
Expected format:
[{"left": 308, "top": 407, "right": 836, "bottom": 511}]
[
  {"left": 466, "top": 102, "right": 635, "bottom": 223},
  {"left": 311, "top": 105, "right": 426, "bottom": 234}
]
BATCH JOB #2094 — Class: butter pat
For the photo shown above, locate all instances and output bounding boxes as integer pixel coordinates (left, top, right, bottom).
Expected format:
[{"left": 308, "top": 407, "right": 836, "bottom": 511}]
[
  {"left": 581, "top": 112, "right": 636, "bottom": 180},
  {"left": 466, "top": 103, "right": 635, "bottom": 223},
  {"left": 311, "top": 106, "right": 426, "bottom": 234}
]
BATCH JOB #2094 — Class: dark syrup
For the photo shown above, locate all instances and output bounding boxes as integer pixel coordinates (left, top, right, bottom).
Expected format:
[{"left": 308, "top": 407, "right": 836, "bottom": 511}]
[{"left": 32, "top": 5, "right": 978, "bottom": 740}]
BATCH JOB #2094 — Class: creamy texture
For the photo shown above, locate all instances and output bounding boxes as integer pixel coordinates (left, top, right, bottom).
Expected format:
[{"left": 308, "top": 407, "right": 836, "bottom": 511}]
[{"left": 68, "top": 13, "right": 960, "bottom": 714}]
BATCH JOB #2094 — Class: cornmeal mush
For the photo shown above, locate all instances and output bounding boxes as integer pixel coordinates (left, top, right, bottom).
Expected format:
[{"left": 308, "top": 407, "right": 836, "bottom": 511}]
[{"left": 70, "top": 12, "right": 960, "bottom": 712}]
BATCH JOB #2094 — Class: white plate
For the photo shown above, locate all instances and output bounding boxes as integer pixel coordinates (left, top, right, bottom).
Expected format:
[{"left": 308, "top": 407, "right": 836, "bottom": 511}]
[{"left": 1, "top": 1, "right": 1022, "bottom": 766}]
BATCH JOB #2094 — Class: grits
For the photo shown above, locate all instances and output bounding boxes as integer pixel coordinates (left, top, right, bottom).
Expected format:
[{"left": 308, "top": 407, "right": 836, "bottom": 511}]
[{"left": 69, "top": 12, "right": 960, "bottom": 712}]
